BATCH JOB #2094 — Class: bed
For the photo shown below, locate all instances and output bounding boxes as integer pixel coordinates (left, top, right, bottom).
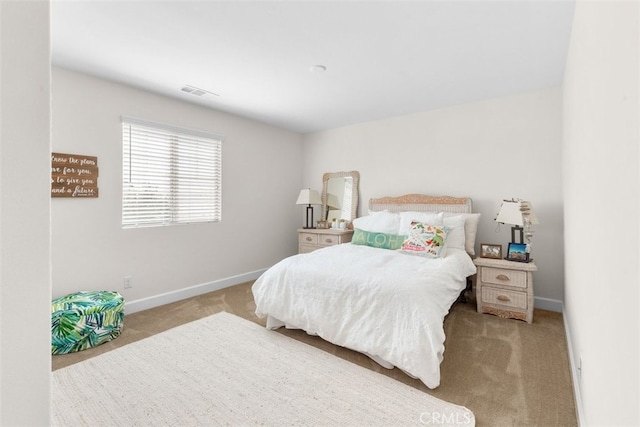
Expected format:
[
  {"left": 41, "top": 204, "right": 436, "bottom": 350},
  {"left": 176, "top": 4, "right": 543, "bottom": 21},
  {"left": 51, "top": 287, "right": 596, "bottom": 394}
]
[{"left": 252, "top": 194, "right": 480, "bottom": 389}]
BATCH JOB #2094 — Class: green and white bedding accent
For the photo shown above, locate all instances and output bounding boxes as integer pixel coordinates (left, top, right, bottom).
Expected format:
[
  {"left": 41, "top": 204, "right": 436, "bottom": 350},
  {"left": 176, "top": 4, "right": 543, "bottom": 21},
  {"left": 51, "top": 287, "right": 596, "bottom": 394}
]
[{"left": 51, "top": 291, "right": 125, "bottom": 355}]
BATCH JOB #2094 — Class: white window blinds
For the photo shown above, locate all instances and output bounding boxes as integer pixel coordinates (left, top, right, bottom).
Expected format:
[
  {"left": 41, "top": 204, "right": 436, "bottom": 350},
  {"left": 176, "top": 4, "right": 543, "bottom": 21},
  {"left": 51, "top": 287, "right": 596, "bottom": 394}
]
[{"left": 122, "top": 117, "right": 222, "bottom": 228}]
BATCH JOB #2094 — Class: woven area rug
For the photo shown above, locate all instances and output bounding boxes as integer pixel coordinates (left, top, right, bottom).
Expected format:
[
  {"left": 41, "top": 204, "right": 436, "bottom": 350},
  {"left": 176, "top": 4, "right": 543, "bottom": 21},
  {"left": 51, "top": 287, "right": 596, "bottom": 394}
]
[{"left": 52, "top": 312, "right": 474, "bottom": 426}]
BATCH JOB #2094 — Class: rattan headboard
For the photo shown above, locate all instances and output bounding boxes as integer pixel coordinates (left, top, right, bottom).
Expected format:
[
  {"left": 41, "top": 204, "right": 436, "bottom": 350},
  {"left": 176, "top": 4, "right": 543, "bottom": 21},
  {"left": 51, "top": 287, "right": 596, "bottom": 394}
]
[{"left": 369, "top": 194, "right": 473, "bottom": 214}]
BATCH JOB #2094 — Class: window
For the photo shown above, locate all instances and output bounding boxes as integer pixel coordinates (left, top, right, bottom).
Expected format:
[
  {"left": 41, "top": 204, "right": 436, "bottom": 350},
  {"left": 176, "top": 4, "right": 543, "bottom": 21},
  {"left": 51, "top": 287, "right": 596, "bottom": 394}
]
[{"left": 122, "top": 117, "right": 222, "bottom": 228}]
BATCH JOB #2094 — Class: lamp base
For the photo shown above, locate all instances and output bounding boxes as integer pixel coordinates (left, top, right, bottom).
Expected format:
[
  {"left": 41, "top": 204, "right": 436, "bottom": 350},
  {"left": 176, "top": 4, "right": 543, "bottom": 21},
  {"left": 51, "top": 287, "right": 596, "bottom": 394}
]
[
  {"left": 303, "top": 205, "right": 315, "bottom": 229},
  {"left": 511, "top": 226, "right": 524, "bottom": 244},
  {"left": 507, "top": 227, "right": 533, "bottom": 262}
]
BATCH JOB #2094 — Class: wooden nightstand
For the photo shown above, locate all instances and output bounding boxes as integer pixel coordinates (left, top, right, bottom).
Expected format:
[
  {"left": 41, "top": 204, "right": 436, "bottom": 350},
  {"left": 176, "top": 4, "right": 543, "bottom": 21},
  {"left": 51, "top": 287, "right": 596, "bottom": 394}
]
[
  {"left": 473, "top": 257, "right": 537, "bottom": 323},
  {"left": 298, "top": 228, "right": 353, "bottom": 254}
]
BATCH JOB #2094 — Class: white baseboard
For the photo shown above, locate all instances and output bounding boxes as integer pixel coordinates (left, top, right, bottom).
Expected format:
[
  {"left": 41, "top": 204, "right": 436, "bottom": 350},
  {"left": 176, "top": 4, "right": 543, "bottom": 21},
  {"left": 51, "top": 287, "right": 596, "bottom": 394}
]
[
  {"left": 534, "top": 298, "right": 583, "bottom": 424},
  {"left": 562, "top": 303, "right": 584, "bottom": 426},
  {"left": 534, "top": 296, "right": 563, "bottom": 312},
  {"left": 124, "top": 269, "right": 266, "bottom": 315}
]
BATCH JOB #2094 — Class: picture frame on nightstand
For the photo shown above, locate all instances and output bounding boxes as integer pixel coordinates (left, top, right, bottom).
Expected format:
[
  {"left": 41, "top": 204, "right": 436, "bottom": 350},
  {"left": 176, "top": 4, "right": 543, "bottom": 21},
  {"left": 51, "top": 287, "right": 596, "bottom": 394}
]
[
  {"left": 480, "top": 243, "right": 502, "bottom": 259},
  {"left": 316, "top": 220, "right": 330, "bottom": 229},
  {"left": 506, "top": 242, "right": 529, "bottom": 262}
]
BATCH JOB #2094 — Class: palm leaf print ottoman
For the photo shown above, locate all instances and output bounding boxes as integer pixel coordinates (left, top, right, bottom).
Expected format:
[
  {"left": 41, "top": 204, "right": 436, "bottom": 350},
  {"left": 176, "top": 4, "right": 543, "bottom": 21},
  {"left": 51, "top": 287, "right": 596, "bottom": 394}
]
[{"left": 51, "top": 291, "right": 125, "bottom": 355}]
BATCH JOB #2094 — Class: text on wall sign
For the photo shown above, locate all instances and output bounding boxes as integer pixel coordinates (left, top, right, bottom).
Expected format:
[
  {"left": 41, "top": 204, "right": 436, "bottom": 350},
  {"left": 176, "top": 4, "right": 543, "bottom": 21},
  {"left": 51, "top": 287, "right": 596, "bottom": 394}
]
[{"left": 51, "top": 152, "right": 99, "bottom": 198}]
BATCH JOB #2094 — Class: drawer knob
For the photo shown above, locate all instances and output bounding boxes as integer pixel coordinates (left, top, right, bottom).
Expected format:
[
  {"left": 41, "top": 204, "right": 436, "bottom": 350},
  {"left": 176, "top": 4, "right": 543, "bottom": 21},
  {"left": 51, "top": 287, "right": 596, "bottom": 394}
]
[
  {"left": 497, "top": 295, "right": 511, "bottom": 302},
  {"left": 305, "top": 237, "right": 312, "bottom": 242},
  {"left": 325, "top": 238, "right": 333, "bottom": 243},
  {"left": 496, "top": 274, "right": 510, "bottom": 281}
]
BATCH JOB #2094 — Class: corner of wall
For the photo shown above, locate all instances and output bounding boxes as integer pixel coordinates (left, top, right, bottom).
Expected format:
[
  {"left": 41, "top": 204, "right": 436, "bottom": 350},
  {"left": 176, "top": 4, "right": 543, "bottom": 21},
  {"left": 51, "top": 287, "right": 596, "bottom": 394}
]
[{"left": 562, "top": 304, "right": 585, "bottom": 426}]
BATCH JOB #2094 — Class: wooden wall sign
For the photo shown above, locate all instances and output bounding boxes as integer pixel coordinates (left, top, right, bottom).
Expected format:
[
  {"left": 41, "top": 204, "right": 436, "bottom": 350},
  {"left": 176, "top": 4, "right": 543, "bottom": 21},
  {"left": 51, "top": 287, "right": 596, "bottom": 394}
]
[{"left": 51, "top": 152, "right": 99, "bottom": 198}]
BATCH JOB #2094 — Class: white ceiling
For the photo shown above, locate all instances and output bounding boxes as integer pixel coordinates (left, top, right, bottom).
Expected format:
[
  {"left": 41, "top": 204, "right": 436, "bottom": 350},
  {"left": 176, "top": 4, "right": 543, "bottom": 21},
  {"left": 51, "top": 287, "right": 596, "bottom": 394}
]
[{"left": 51, "top": 0, "right": 576, "bottom": 134}]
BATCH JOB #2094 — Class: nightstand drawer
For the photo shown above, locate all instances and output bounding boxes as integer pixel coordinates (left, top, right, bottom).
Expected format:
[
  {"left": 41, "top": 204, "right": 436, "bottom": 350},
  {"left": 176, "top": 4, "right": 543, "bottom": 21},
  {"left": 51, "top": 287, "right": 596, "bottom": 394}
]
[
  {"left": 299, "top": 233, "right": 318, "bottom": 245},
  {"left": 481, "top": 286, "right": 528, "bottom": 309},
  {"left": 481, "top": 267, "right": 527, "bottom": 289},
  {"left": 298, "top": 244, "right": 316, "bottom": 254},
  {"left": 318, "top": 234, "right": 341, "bottom": 246},
  {"left": 298, "top": 229, "right": 353, "bottom": 254}
]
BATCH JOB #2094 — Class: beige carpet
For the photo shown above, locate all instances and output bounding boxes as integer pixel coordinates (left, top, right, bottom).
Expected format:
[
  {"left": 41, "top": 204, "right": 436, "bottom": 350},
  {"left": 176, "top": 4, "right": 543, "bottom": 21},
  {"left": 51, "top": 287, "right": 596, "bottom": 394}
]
[
  {"left": 52, "top": 311, "right": 475, "bottom": 426},
  {"left": 52, "top": 282, "right": 577, "bottom": 426}
]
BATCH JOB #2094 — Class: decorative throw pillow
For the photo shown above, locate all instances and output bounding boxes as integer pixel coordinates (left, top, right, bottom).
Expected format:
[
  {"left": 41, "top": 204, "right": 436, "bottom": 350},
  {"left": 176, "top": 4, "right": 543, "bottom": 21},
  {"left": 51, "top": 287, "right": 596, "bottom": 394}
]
[
  {"left": 399, "top": 222, "right": 450, "bottom": 258},
  {"left": 352, "top": 228, "right": 406, "bottom": 250}
]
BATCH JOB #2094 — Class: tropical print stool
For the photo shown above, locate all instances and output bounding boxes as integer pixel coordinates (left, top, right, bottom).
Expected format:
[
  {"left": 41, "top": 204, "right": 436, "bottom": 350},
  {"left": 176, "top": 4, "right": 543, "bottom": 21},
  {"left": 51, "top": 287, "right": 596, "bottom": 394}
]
[{"left": 51, "top": 291, "right": 125, "bottom": 355}]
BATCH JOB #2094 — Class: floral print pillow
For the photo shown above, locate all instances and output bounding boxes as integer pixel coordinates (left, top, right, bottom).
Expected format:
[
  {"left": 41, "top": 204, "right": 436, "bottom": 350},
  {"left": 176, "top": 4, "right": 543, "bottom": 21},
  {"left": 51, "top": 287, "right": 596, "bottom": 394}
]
[{"left": 399, "top": 222, "right": 450, "bottom": 258}]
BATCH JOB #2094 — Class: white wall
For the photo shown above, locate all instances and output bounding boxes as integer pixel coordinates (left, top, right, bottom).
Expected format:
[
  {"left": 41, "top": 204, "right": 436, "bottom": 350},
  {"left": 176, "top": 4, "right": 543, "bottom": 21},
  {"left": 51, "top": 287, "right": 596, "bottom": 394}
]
[
  {"left": 302, "top": 88, "right": 564, "bottom": 306},
  {"left": 563, "top": 1, "right": 639, "bottom": 425},
  {"left": 0, "top": 1, "right": 51, "bottom": 424},
  {"left": 52, "top": 67, "right": 302, "bottom": 309}
]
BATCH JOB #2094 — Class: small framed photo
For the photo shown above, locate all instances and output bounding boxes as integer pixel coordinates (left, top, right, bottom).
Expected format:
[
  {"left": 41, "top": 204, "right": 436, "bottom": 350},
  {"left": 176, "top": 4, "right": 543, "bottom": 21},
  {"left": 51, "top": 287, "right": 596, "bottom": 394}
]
[
  {"left": 506, "top": 242, "right": 529, "bottom": 262},
  {"left": 480, "top": 243, "right": 502, "bottom": 259},
  {"left": 316, "top": 220, "right": 330, "bottom": 229}
]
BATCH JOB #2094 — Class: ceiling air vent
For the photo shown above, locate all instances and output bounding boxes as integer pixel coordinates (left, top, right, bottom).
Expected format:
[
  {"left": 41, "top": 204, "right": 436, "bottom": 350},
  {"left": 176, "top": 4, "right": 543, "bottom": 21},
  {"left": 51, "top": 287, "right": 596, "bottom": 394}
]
[{"left": 180, "top": 85, "right": 219, "bottom": 97}]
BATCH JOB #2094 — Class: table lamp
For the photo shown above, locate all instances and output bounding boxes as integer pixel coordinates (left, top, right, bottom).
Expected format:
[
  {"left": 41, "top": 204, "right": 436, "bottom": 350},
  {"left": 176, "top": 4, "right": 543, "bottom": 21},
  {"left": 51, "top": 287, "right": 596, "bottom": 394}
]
[
  {"left": 495, "top": 199, "right": 539, "bottom": 247},
  {"left": 296, "top": 188, "right": 321, "bottom": 229}
]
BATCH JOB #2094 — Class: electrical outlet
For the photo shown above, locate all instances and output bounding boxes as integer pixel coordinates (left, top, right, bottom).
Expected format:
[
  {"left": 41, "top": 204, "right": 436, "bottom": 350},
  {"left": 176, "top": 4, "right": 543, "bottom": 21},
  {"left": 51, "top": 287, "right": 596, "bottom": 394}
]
[
  {"left": 578, "top": 356, "right": 583, "bottom": 378},
  {"left": 124, "top": 276, "right": 132, "bottom": 289}
]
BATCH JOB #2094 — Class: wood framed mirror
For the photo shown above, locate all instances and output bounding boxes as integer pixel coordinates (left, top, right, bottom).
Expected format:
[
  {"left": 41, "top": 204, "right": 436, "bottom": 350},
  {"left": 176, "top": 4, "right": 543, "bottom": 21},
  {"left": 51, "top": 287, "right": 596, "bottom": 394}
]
[{"left": 321, "top": 171, "right": 360, "bottom": 224}]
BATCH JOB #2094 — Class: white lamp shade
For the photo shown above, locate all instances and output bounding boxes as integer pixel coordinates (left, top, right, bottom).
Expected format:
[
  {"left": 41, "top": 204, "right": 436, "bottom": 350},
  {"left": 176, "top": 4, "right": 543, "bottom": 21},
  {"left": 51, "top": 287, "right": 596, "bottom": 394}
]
[
  {"left": 296, "top": 188, "right": 321, "bottom": 205},
  {"left": 495, "top": 200, "right": 539, "bottom": 226}
]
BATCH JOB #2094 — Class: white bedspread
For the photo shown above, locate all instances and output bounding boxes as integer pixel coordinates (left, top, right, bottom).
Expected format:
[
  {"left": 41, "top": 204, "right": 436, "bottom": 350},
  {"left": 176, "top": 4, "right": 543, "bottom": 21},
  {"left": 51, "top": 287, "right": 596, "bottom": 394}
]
[{"left": 252, "top": 243, "right": 476, "bottom": 389}]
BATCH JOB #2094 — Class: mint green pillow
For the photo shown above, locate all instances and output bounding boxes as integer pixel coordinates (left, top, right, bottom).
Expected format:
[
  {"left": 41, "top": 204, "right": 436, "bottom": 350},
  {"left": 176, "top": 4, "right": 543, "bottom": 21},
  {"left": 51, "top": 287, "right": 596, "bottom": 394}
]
[{"left": 352, "top": 228, "right": 406, "bottom": 250}]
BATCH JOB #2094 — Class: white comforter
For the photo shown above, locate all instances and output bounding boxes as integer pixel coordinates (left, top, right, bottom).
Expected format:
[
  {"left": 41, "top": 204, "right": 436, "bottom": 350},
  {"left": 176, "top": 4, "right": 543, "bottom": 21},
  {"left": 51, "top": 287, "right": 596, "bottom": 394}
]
[{"left": 252, "top": 243, "right": 476, "bottom": 389}]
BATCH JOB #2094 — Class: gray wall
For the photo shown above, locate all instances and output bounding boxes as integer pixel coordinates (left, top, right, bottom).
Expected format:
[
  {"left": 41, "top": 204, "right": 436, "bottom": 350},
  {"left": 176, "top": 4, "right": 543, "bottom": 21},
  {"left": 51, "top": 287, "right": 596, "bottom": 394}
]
[
  {"left": 302, "top": 88, "right": 564, "bottom": 306},
  {"left": 563, "top": 1, "right": 639, "bottom": 424},
  {"left": 52, "top": 67, "right": 303, "bottom": 308},
  {"left": 0, "top": 1, "right": 51, "bottom": 424}
]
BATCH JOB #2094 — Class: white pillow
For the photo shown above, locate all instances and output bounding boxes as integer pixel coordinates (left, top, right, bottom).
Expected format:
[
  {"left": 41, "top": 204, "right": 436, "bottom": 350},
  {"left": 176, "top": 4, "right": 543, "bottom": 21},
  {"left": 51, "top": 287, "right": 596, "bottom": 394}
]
[
  {"left": 398, "top": 211, "right": 444, "bottom": 236},
  {"left": 443, "top": 215, "right": 466, "bottom": 252},
  {"left": 352, "top": 210, "right": 401, "bottom": 234},
  {"left": 443, "top": 213, "right": 481, "bottom": 255}
]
